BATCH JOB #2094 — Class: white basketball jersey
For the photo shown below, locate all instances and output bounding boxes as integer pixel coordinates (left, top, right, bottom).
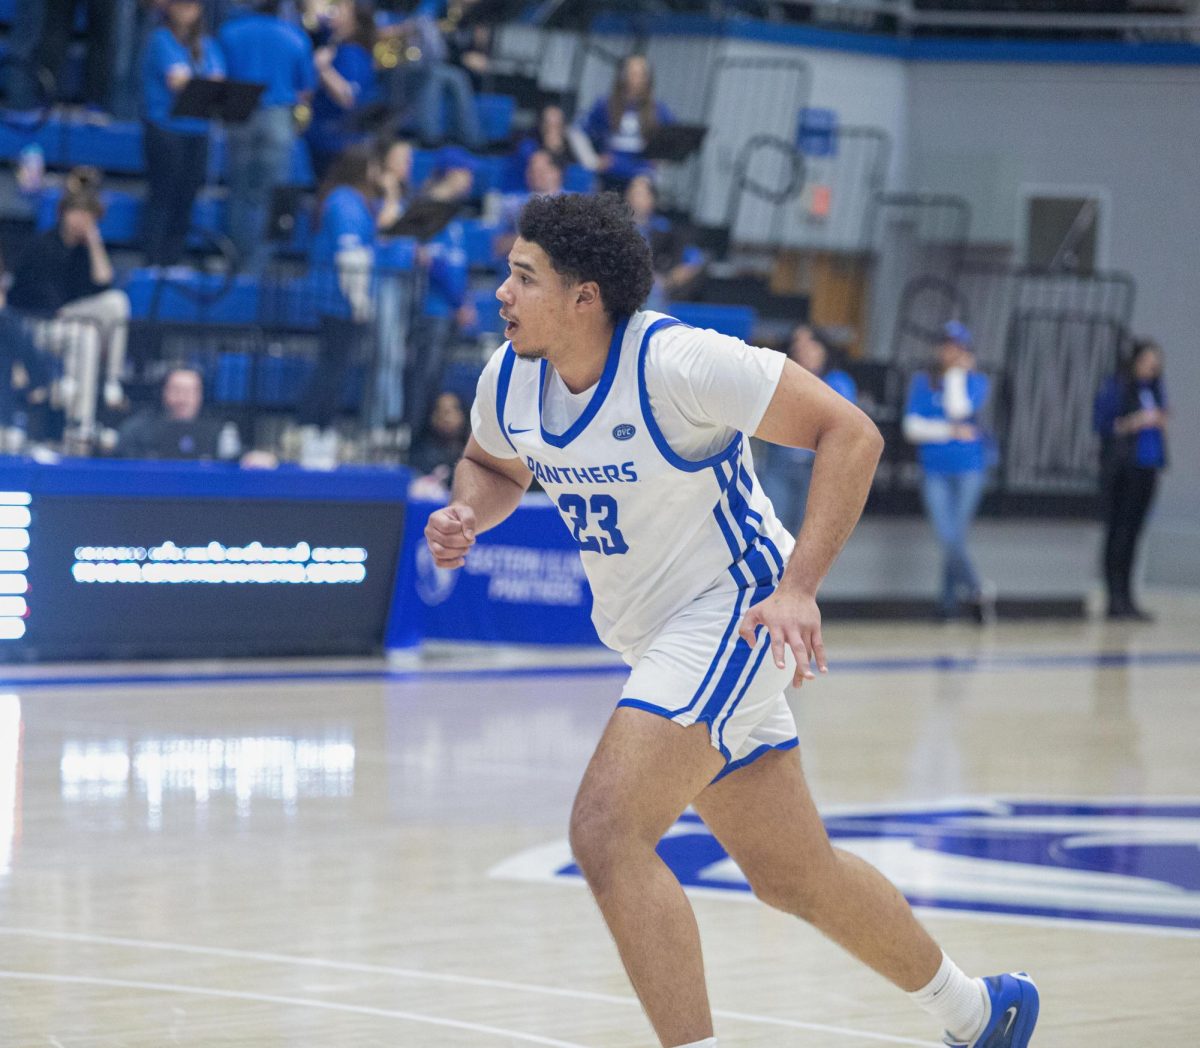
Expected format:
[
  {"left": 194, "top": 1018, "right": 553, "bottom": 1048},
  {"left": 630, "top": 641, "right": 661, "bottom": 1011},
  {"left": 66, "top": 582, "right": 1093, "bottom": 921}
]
[{"left": 485, "top": 311, "right": 794, "bottom": 660}]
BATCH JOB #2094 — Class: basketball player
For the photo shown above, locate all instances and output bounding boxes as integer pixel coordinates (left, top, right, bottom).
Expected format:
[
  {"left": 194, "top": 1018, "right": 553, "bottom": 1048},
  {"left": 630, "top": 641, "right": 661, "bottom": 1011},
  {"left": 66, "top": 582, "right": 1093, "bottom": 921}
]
[{"left": 424, "top": 193, "right": 1038, "bottom": 1048}]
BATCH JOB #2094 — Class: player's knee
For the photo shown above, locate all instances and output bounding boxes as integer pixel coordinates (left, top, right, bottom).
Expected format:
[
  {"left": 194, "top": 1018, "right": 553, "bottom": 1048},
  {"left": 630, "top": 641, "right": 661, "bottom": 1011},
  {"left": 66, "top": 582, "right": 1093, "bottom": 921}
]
[
  {"left": 746, "top": 857, "right": 836, "bottom": 920},
  {"left": 568, "top": 799, "right": 640, "bottom": 891}
]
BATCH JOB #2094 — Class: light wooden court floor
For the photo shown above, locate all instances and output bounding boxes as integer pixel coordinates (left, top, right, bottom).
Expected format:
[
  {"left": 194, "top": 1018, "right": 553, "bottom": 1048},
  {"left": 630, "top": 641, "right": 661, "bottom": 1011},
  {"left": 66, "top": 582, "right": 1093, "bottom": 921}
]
[{"left": 1, "top": 595, "right": 1198, "bottom": 1046}]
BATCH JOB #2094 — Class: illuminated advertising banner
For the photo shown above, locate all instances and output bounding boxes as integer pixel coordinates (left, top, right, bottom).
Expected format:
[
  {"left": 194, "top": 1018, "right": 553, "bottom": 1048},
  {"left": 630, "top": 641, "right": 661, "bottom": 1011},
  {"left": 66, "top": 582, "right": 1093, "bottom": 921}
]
[{"left": 0, "top": 463, "right": 408, "bottom": 660}]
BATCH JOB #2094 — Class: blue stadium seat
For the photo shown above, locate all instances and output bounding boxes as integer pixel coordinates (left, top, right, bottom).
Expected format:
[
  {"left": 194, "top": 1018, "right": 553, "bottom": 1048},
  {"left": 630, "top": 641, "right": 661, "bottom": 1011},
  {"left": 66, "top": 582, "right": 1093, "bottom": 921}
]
[
  {"left": 66, "top": 121, "right": 144, "bottom": 174},
  {"left": 669, "top": 303, "right": 757, "bottom": 343},
  {"left": 563, "top": 164, "right": 596, "bottom": 194},
  {"left": 122, "top": 269, "right": 262, "bottom": 324},
  {"left": 460, "top": 219, "right": 500, "bottom": 268},
  {"left": 476, "top": 93, "right": 516, "bottom": 143}
]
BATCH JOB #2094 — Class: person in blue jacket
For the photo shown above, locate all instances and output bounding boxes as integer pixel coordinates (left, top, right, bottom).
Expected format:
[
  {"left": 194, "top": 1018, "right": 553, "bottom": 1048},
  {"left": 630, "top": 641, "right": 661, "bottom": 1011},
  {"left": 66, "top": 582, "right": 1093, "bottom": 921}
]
[
  {"left": 297, "top": 142, "right": 380, "bottom": 443},
  {"left": 217, "top": 0, "right": 315, "bottom": 271},
  {"left": 1093, "top": 339, "right": 1168, "bottom": 621},
  {"left": 306, "top": 0, "right": 380, "bottom": 182},
  {"left": 760, "top": 324, "right": 858, "bottom": 533},
  {"left": 141, "top": 0, "right": 226, "bottom": 267},
  {"left": 578, "top": 54, "right": 674, "bottom": 190},
  {"left": 903, "top": 321, "right": 993, "bottom": 622}
]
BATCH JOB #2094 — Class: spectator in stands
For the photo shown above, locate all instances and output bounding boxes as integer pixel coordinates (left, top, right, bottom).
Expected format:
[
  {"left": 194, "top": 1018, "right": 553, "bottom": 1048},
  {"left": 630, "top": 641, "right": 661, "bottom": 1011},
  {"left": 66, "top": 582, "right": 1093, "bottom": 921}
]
[
  {"left": 115, "top": 366, "right": 228, "bottom": 459},
  {"left": 375, "top": 137, "right": 414, "bottom": 233},
  {"left": 579, "top": 54, "right": 675, "bottom": 190},
  {"left": 903, "top": 321, "right": 993, "bottom": 623},
  {"left": 382, "top": 1, "right": 483, "bottom": 149},
  {"left": 486, "top": 148, "right": 564, "bottom": 255},
  {"left": 306, "top": 0, "right": 380, "bottom": 181},
  {"left": 516, "top": 103, "right": 591, "bottom": 175},
  {"left": 218, "top": 0, "right": 315, "bottom": 272},
  {"left": 624, "top": 174, "right": 703, "bottom": 309},
  {"left": 407, "top": 147, "right": 475, "bottom": 437},
  {"left": 141, "top": 0, "right": 226, "bottom": 268},
  {"left": 7, "top": 179, "right": 131, "bottom": 444},
  {"left": 1093, "top": 338, "right": 1168, "bottom": 621},
  {"left": 409, "top": 389, "right": 468, "bottom": 485},
  {"left": 297, "top": 142, "right": 380, "bottom": 465},
  {"left": 0, "top": 255, "right": 53, "bottom": 441},
  {"left": 10, "top": 0, "right": 116, "bottom": 112},
  {"left": 759, "top": 325, "right": 858, "bottom": 533}
]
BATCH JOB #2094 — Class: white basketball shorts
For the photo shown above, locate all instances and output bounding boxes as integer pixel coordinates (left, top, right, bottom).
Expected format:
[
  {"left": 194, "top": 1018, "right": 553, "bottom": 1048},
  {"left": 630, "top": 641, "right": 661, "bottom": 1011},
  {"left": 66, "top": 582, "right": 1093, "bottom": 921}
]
[{"left": 617, "top": 573, "right": 799, "bottom": 782}]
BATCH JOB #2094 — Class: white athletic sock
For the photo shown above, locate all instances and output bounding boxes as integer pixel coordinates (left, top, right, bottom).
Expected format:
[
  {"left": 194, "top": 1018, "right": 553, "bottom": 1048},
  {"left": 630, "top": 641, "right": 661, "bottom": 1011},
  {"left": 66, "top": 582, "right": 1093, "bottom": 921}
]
[
  {"left": 907, "top": 952, "right": 988, "bottom": 1043},
  {"left": 670, "top": 1040, "right": 716, "bottom": 1048}
]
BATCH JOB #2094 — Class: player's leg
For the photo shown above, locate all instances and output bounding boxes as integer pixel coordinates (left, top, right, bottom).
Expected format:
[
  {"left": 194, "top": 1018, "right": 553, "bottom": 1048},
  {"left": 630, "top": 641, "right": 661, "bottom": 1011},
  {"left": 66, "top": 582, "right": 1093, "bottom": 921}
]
[
  {"left": 694, "top": 745, "right": 1038, "bottom": 1046},
  {"left": 569, "top": 706, "right": 725, "bottom": 1048},
  {"left": 696, "top": 744, "right": 942, "bottom": 989}
]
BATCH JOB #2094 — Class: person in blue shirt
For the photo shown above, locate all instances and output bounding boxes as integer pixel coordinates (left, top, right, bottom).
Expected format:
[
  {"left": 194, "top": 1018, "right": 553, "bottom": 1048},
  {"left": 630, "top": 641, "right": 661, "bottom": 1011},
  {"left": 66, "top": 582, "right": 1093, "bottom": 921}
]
[
  {"left": 903, "top": 321, "right": 993, "bottom": 623},
  {"left": 404, "top": 146, "right": 474, "bottom": 435},
  {"left": 624, "top": 174, "right": 703, "bottom": 311},
  {"left": 140, "top": 0, "right": 226, "bottom": 267},
  {"left": 579, "top": 54, "right": 675, "bottom": 191},
  {"left": 759, "top": 325, "right": 859, "bottom": 533},
  {"left": 298, "top": 142, "right": 380, "bottom": 443},
  {"left": 217, "top": 1, "right": 315, "bottom": 272},
  {"left": 1093, "top": 339, "right": 1168, "bottom": 621},
  {"left": 306, "top": 0, "right": 380, "bottom": 182}
]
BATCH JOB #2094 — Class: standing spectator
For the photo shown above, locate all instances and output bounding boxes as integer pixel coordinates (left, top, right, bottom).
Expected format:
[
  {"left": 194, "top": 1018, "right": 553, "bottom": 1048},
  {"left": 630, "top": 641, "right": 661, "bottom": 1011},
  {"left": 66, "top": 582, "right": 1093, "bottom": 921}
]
[
  {"left": 306, "top": 0, "right": 380, "bottom": 182},
  {"left": 1093, "top": 339, "right": 1168, "bottom": 621},
  {"left": 297, "top": 142, "right": 380, "bottom": 461},
  {"left": 624, "top": 173, "right": 704, "bottom": 310},
  {"left": 406, "top": 147, "right": 474, "bottom": 437},
  {"left": 903, "top": 321, "right": 993, "bottom": 623},
  {"left": 141, "top": 0, "right": 226, "bottom": 267},
  {"left": 409, "top": 388, "right": 467, "bottom": 485},
  {"left": 218, "top": 0, "right": 315, "bottom": 272},
  {"left": 7, "top": 183, "right": 131, "bottom": 443},
  {"left": 579, "top": 54, "right": 674, "bottom": 190},
  {"left": 759, "top": 325, "right": 858, "bottom": 533},
  {"left": 13, "top": 0, "right": 116, "bottom": 112}
]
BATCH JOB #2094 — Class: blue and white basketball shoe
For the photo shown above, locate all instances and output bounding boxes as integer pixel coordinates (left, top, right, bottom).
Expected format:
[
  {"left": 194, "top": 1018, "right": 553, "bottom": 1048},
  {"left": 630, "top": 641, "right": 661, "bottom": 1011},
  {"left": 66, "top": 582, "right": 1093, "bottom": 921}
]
[{"left": 943, "top": 972, "right": 1039, "bottom": 1048}]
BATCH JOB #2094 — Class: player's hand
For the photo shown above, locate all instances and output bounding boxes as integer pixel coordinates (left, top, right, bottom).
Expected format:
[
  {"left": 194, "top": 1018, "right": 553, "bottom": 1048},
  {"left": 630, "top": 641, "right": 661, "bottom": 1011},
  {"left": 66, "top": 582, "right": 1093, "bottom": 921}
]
[
  {"left": 737, "top": 588, "right": 827, "bottom": 688},
  {"left": 425, "top": 503, "right": 476, "bottom": 569}
]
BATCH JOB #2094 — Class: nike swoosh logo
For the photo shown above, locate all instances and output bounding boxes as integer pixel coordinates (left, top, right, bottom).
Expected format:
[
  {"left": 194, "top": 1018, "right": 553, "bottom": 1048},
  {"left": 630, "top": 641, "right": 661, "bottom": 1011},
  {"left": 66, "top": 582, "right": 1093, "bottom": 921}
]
[
  {"left": 1001, "top": 1005, "right": 1018, "bottom": 1036},
  {"left": 507, "top": 425, "right": 533, "bottom": 435}
]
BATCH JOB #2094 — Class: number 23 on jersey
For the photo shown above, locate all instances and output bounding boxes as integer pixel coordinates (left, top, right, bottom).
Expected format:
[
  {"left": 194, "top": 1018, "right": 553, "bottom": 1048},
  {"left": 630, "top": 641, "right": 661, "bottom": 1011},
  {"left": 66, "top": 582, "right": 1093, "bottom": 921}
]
[{"left": 557, "top": 493, "right": 629, "bottom": 555}]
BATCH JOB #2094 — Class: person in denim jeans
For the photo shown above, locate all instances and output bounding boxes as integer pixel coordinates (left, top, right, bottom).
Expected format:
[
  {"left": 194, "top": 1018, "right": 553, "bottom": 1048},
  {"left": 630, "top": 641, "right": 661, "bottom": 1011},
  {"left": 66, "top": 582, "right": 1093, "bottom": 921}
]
[
  {"left": 217, "top": 1, "right": 315, "bottom": 271},
  {"left": 903, "top": 322, "right": 993, "bottom": 622}
]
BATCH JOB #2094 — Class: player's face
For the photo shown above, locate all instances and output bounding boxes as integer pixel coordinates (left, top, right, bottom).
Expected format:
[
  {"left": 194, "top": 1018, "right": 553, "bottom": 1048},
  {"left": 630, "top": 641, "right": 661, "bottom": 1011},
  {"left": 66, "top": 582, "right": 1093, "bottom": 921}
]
[{"left": 496, "top": 238, "right": 576, "bottom": 360}]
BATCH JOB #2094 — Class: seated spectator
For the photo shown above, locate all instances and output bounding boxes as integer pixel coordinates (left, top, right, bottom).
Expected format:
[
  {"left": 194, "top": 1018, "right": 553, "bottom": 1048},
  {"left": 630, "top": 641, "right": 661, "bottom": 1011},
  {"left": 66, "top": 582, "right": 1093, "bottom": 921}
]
[
  {"left": 579, "top": 54, "right": 675, "bottom": 190},
  {"left": 485, "top": 149, "right": 565, "bottom": 256},
  {"left": 624, "top": 174, "right": 704, "bottom": 309},
  {"left": 218, "top": 0, "right": 315, "bottom": 272},
  {"left": 758, "top": 325, "right": 858, "bottom": 533},
  {"left": 306, "top": 0, "right": 380, "bottom": 182},
  {"left": 375, "top": 137, "right": 414, "bottom": 233},
  {"left": 7, "top": 180, "right": 131, "bottom": 445},
  {"left": 115, "top": 367, "right": 231, "bottom": 460},
  {"left": 383, "top": 2, "right": 482, "bottom": 148},
  {"left": 298, "top": 143, "right": 381, "bottom": 464},
  {"left": 515, "top": 103, "right": 595, "bottom": 178},
  {"left": 409, "top": 389, "right": 468, "bottom": 487},
  {"left": 141, "top": 0, "right": 227, "bottom": 268}
]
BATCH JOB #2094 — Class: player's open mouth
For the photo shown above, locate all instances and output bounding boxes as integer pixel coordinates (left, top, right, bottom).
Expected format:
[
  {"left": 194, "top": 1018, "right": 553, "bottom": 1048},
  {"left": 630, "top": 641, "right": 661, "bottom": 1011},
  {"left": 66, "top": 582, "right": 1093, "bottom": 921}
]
[{"left": 500, "top": 311, "right": 519, "bottom": 337}]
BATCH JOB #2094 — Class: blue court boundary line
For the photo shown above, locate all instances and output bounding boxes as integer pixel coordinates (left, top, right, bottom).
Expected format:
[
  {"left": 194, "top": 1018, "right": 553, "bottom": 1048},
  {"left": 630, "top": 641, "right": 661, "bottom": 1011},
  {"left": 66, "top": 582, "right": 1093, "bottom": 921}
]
[{"left": 1, "top": 648, "right": 1199, "bottom": 691}]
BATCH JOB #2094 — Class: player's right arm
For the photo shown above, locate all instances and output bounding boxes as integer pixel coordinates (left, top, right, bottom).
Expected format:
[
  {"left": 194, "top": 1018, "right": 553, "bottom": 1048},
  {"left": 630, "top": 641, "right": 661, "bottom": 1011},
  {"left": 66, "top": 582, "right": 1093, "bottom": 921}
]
[{"left": 425, "top": 439, "right": 533, "bottom": 569}]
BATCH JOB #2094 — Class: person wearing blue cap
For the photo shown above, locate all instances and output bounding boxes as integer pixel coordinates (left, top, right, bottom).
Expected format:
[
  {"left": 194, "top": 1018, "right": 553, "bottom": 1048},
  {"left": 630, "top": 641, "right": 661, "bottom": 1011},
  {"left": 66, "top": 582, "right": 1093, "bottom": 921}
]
[{"left": 903, "top": 321, "right": 994, "bottom": 622}]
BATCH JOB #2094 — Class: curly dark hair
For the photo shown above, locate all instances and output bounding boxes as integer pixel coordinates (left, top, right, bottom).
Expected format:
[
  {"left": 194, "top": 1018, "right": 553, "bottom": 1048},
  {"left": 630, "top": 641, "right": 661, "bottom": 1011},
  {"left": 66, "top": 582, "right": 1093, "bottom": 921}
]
[{"left": 517, "top": 192, "right": 654, "bottom": 320}]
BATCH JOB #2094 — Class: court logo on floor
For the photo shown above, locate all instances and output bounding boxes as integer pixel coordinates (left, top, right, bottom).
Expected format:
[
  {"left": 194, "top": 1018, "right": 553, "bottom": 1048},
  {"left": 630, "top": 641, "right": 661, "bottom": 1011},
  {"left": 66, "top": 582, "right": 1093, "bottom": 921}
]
[{"left": 490, "top": 798, "right": 1200, "bottom": 933}]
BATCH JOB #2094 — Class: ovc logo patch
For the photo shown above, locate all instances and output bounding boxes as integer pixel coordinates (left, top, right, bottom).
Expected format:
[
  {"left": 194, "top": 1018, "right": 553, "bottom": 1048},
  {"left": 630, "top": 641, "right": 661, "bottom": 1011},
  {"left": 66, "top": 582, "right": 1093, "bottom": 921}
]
[
  {"left": 491, "top": 797, "right": 1200, "bottom": 933},
  {"left": 612, "top": 423, "right": 637, "bottom": 441}
]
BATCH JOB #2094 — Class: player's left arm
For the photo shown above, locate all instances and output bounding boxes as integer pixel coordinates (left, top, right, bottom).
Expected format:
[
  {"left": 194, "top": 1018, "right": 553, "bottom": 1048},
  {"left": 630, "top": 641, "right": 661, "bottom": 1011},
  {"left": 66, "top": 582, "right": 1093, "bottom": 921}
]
[{"left": 742, "top": 359, "right": 884, "bottom": 686}]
